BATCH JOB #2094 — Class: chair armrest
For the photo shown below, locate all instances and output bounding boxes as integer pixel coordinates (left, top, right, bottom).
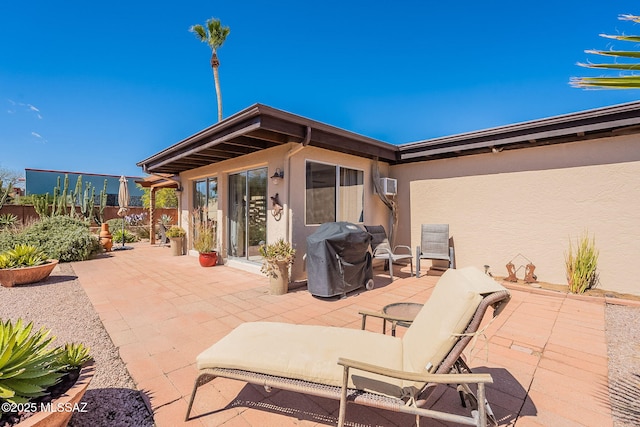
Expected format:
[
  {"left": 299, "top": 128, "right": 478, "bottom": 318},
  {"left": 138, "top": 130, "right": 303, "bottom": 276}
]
[
  {"left": 392, "top": 245, "right": 412, "bottom": 255},
  {"left": 337, "top": 358, "right": 493, "bottom": 385},
  {"left": 359, "top": 309, "right": 415, "bottom": 323},
  {"left": 372, "top": 247, "right": 393, "bottom": 257}
]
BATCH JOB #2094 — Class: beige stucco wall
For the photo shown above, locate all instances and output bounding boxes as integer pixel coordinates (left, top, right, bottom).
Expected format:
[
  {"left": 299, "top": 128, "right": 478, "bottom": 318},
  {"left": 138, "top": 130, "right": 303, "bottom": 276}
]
[
  {"left": 391, "top": 134, "right": 640, "bottom": 295},
  {"left": 177, "top": 143, "right": 391, "bottom": 281},
  {"left": 287, "top": 145, "right": 390, "bottom": 279}
]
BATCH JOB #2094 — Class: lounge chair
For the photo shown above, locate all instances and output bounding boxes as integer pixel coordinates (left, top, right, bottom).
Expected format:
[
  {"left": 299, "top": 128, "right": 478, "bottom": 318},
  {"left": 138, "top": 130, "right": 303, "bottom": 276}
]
[
  {"left": 185, "top": 267, "right": 510, "bottom": 427},
  {"left": 364, "top": 224, "right": 413, "bottom": 281},
  {"left": 416, "top": 223, "right": 454, "bottom": 278}
]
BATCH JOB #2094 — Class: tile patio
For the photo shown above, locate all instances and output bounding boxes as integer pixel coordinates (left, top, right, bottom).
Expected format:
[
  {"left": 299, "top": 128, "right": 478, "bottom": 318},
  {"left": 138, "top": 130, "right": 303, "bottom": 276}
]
[{"left": 70, "top": 243, "right": 631, "bottom": 426}]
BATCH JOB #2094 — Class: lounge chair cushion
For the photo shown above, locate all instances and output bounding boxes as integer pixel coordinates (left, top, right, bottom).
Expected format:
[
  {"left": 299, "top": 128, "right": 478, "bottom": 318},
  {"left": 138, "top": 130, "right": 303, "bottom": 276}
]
[
  {"left": 402, "top": 267, "right": 505, "bottom": 384},
  {"left": 196, "top": 267, "right": 505, "bottom": 399},
  {"left": 197, "top": 322, "right": 406, "bottom": 397}
]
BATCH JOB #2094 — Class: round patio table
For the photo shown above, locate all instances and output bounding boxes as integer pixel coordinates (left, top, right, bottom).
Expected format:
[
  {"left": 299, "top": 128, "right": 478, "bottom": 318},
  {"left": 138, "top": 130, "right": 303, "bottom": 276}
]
[{"left": 382, "top": 302, "right": 424, "bottom": 336}]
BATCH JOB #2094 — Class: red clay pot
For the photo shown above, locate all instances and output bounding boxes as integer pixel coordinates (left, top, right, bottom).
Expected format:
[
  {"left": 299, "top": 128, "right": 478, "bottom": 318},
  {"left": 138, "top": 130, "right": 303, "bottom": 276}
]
[{"left": 198, "top": 251, "right": 218, "bottom": 267}]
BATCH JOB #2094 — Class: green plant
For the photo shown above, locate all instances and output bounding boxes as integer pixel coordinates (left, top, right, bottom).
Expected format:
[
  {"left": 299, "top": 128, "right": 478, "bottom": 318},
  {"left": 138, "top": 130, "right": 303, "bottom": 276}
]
[
  {"left": 166, "top": 226, "right": 186, "bottom": 238},
  {"left": 106, "top": 218, "right": 125, "bottom": 231},
  {"left": 259, "top": 239, "right": 295, "bottom": 278},
  {"left": 57, "top": 343, "right": 92, "bottom": 371},
  {"left": 0, "top": 183, "right": 12, "bottom": 209},
  {"left": 191, "top": 209, "right": 216, "bottom": 253},
  {"left": 7, "top": 216, "right": 101, "bottom": 262},
  {"left": 96, "top": 179, "right": 108, "bottom": 225},
  {"left": 157, "top": 214, "right": 173, "bottom": 226},
  {"left": 0, "top": 245, "right": 48, "bottom": 269},
  {"left": 112, "top": 228, "right": 137, "bottom": 244},
  {"left": 0, "top": 319, "right": 65, "bottom": 407},
  {"left": 565, "top": 232, "right": 599, "bottom": 294},
  {"left": 33, "top": 194, "right": 51, "bottom": 218},
  {"left": 0, "top": 214, "right": 17, "bottom": 229}
]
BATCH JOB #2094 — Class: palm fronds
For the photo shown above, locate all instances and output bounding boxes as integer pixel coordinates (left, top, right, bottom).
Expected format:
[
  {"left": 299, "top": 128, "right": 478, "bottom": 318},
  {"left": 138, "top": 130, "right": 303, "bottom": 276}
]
[{"left": 572, "top": 14, "right": 640, "bottom": 89}]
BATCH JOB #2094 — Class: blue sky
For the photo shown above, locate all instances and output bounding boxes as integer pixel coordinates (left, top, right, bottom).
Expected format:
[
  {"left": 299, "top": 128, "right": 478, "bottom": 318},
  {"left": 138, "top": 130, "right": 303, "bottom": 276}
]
[{"left": 2, "top": 1, "right": 639, "bottom": 178}]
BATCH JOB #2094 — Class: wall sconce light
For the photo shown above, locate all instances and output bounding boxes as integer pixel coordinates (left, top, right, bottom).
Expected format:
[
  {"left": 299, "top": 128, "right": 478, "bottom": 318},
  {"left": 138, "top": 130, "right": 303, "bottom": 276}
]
[{"left": 271, "top": 168, "right": 284, "bottom": 184}]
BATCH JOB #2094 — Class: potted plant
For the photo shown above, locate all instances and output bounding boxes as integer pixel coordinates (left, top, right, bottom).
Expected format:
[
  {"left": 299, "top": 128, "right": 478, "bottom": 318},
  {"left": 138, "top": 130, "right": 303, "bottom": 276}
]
[
  {"left": 0, "top": 319, "right": 94, "bottom": 427},
  {"left": 191, "top": 209, "right": 218, "bottom": 267},
  {"left": 165, "top": 226, "right": 186, "bottom": 256},
  {"left": 0, "top": 244, "right": 59, "bottom": 288},
  {"left": 259, "top": 239, "right": 295, "bottom": 295}
]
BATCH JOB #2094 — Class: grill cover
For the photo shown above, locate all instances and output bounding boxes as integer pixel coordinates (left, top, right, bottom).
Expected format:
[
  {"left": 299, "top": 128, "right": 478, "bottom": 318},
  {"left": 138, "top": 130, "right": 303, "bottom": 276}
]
[{"left": 306, "top": 222, "right": 373, "bottom": 297}]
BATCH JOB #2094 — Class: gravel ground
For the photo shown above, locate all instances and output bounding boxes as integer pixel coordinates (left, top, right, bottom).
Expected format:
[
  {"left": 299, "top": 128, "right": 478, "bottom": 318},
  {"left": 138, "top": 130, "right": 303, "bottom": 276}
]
[
  {"left": 0, "top": 263, "right": 154, "bottom": 427},
  {"left": 1, "top": 263, "right": 639, "bottom": 426},
  {"left": 605, "top": 304, "right": 640, "bottom": 427}
]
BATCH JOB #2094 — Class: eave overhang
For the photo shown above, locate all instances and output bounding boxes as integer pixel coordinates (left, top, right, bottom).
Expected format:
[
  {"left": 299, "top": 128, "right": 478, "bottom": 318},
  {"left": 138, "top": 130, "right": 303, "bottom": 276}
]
[
  {"left": 137, "top": 104, "right": 399, "bottom": 175},
  {"left": 398, "top": 100, "right": 640, "bottom": 162}
]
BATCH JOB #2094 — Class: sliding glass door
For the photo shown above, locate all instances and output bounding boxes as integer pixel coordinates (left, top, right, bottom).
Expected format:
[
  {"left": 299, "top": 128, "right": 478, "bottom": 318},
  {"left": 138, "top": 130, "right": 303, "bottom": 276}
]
[{"left": 228, "top": 168, "right": 267, "bottom": 261}]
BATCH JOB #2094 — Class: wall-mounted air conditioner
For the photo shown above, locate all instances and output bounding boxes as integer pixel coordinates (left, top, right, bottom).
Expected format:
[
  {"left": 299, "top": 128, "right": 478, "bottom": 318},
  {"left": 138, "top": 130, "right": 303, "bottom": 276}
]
[{"left": 378, "top": 177, "right": 397, "bottom": 196}]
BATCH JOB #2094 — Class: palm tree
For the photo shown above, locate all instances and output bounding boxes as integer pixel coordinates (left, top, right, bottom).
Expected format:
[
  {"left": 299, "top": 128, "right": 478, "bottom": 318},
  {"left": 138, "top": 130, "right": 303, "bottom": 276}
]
[
  {"left": 190, "top": 18, "right": 231, "bottom": 121},
  {"left": 571, "top": 14, "right": 640, "bottom": 89}
]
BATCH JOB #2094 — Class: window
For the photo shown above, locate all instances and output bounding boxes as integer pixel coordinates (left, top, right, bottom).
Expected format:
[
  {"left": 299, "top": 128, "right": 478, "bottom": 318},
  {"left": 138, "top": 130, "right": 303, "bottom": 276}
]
[
  {"left": 193, "top": 177, "right": 218, "bottom": 249},
  {"left": 194, "top": 177, "right": 218, "bottom": 221},
  {"left": 305, "top": 161, "right": 364, "bottom": 225}
]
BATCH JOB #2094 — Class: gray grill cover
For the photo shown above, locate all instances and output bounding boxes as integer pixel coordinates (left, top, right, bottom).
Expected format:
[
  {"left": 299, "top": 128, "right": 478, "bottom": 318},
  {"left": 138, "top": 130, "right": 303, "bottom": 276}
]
[{"left": 306, "top": 222, "right": 372, "bottom": 297}]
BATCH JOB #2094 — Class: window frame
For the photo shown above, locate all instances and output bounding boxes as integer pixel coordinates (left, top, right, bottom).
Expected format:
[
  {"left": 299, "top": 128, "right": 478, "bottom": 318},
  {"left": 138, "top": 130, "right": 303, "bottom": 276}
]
[{"left": 304, "top": 160, "right": 365, "bottom": 226}]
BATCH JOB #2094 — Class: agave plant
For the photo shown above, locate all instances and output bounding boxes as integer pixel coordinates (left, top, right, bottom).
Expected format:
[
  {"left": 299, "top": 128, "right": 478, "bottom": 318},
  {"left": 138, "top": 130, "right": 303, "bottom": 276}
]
[
  {"left": 0, "top": 245, "right": 48, "bottom": 269},
  {"left": 0, "top": 213, "right": 17, "bottom": 229},
  {"left": 57, "top": 343, "right": 92, "bottom": 371},
  {"left": 0, "top": 319, "right": 65, "bottom": 407}
]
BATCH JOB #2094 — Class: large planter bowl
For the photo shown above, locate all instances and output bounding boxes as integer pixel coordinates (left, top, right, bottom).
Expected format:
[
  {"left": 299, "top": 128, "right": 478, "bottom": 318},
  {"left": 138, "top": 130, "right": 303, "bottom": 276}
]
[
  {"left": 17, "top": 361, "right": 95, "bottom": 427},
  {"left": 0, "top": 259, "right": 59, "bottom": 288}
]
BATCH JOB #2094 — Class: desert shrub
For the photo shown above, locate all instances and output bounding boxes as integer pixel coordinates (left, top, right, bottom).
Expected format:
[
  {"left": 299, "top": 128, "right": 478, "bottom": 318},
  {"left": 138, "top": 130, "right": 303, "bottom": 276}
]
[
  {"left": 111, "top": 228, "right": 138, "bottom": 244},
  {"left": 0, "top": 229, "right": 26, "bottom": 253},
  {"left": 16, "top": 216, "right": 101, "bottom": 262},
  {"left": 105, "top": 218, "right": 124, "bottom": 232},
  {"left": 133, "top": 225, "right": 150, "bottom": 239},
  {"left": 565, "top": 232, "right": 599, "bottom": 294}
]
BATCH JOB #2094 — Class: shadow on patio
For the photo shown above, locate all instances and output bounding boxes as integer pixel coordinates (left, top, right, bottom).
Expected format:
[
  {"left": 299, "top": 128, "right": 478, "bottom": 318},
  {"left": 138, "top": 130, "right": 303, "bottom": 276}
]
[{"left": 71, "top": 243, "right": 616, "bottom": 426}]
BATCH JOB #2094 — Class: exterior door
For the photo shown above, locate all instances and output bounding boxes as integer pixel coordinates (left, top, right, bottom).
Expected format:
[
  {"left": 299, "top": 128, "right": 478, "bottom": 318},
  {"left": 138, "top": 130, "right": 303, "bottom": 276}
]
[{"left": 228, "top": 168, "right": 267, "bottom": 261}]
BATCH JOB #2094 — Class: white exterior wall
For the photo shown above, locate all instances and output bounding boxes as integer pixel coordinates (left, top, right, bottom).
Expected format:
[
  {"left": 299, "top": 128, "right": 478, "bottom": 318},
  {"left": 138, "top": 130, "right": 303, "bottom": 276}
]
[{"left": 391, "top": 134, "right": 640, "bottom": 295}]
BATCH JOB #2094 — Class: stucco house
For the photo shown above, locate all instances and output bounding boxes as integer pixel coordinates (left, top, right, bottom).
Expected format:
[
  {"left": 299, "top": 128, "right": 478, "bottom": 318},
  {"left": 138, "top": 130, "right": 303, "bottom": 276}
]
[{"left": 137, "top": 101, "right": 640, "bottom": 296}]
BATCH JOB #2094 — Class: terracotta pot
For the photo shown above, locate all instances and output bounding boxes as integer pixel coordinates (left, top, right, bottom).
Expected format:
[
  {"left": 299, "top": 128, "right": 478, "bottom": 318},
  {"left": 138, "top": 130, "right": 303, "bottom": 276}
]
[
  {"left": 269, "top": 261, "right": 289, "bottom": 295},
  {"left": 198, "top": 251, "right": 218, "bottom": 267},
  {"left": 0, "top": 260, "right": 59, "bottom": 288},
  {"left": 99, "top": 223, "right": 113, "bottom": 252},
  {"left": 17, "top": 361, "right": 95, "bottom": 427}
]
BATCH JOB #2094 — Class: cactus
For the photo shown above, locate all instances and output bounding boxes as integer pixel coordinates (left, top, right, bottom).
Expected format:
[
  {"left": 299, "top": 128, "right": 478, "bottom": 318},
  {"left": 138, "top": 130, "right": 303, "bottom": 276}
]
[
  {"left": 79, "top": 183, "right": 95, "bottom": 221},
  {"left": 0, "top": 182, "right": 12, "bottom": 209},
  {"left": 33, "top": 194, "right": 51, "bottom": 218},
  {"left": 51, "top": 177, "right": 60, "bottom": 216},
  {"left": 95, "top": 179, "right": 108, "bottom": 225},
  {"left": 57, "top": 174, "right": 69, "bottom": 216},
  {"left": 71, "top": 175, "right": 83, "bottom": 217}
]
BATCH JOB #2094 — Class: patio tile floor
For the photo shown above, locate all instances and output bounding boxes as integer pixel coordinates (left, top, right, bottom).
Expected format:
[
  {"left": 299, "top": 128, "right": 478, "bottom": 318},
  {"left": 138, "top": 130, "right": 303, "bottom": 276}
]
[{"left": 69, "top": 243, "right": 631, "bottom": 426}]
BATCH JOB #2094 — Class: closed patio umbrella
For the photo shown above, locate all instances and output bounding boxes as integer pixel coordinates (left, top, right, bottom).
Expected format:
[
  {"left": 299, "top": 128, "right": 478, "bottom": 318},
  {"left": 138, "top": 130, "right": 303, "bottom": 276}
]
[{"left": 114, "top": 175, "right": 131, "bottom": 250}]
